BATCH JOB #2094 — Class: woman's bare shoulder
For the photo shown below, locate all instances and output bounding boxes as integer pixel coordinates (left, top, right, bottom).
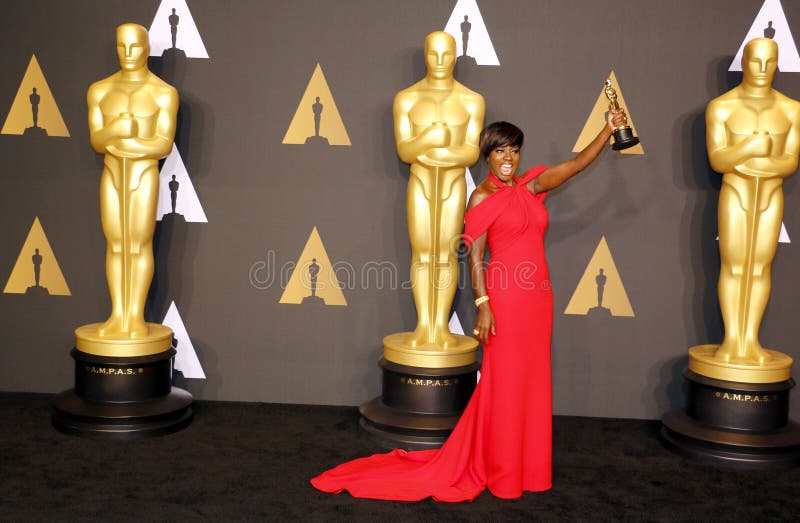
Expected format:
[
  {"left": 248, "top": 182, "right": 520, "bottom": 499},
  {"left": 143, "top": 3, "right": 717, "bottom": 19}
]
[{"left": 467, "top": 180, "right": 495, "bottom": 211}]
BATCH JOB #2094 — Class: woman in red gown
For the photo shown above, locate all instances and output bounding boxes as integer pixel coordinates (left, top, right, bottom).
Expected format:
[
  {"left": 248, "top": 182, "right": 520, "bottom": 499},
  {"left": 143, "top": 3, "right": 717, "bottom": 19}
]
[{"left": 311, "top": 109, "right": 628, "bottom": 501}]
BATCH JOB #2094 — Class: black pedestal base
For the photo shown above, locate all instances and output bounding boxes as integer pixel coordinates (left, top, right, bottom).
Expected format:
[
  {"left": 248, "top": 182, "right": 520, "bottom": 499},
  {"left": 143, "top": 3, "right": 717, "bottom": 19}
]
[
  {"left": 51, "top": 388, "right": 193, "bottom": 439},
  {"left": 612, "top": 126, "right": 639, "bottom": 150},
  {"left": 661, "top": 412, "right": 800, "bottom": 470},
  {"left": 51, "top": 348, "right": 193, "bottom": 440},
  {"left": 360, "top": 358, "right": 479, "bottom": 450},
  {"left": 359, "top": 397, "right": 460, "bottom": 448},
  {"left": 661, "top": 369, "right": 800, "bottom": 469}
]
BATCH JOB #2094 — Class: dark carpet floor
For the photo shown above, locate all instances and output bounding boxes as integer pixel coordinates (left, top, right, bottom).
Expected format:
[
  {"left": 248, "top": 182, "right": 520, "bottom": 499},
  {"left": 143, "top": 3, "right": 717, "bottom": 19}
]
[{"left": 1, "top": 393, "right": 799, "bottom": 522}]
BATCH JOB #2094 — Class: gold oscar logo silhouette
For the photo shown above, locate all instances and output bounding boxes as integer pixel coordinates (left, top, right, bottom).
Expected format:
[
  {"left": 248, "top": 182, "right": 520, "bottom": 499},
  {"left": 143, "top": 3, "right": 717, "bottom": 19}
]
[
  {"left": 564, "top": 236, "right": 634, "bottom": 317},
  {"left": 4, "top": 217, "right": 71, "bottom": 296},
  {"left": 1, "top": 55, "right": 69, "bottom": 138},
  {"left": 283, "top": 63, "right": 351, "bottom": 146},
  {"left": 279, "top": 227, "right": 347, "bottom": 306}
]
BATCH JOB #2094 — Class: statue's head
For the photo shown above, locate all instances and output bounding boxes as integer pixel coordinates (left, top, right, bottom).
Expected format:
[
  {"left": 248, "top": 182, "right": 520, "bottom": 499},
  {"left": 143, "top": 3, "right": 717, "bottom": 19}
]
[
  {"left": 424, "top": 31, "right": 456, "bottom": 80},
  {"left": 742, "top": 38, "right": 778, "bottom": 88},
  {"left": 116, "top": 23, "right": 149, "bottom": 72}
]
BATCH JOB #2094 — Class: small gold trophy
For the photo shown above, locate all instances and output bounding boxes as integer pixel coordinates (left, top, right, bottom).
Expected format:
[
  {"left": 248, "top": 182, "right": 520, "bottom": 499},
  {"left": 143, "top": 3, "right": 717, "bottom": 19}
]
[{"left": 603, "top": 79, "right": 639, "bottom": 151}]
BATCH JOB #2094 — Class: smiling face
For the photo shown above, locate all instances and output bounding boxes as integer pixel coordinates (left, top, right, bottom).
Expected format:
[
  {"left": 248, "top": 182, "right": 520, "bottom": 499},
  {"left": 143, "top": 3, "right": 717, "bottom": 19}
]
[
  {"left": 479, "top": 122, "right": 524, "bottom": 185},
  {"left": 486, "top": 144, "right": 521, "bottom": 184},
  {"left": 742, "top": 38, "right": 778, "bottom": 89},
  {"left": 424, "top": 31, "right": 456, "bottom": 80},
  {"left": 116, "top": 23, "right": 149, "bottom": 72}
]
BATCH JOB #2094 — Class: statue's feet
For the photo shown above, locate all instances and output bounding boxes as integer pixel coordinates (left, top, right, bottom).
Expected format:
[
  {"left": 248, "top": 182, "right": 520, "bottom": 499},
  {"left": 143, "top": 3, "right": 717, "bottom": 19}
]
[
  {"left": 714, "top": 341, "right": 772, "bottom": 364},
  {"left": 713, "top": 342, "right": 736, "bottom": 362},
  {"left": 745, "top": 342, "right": 773, "bottom": 365},
  {"left": 434, "top": 328, "right": 458, "bottom": 349},
  {"left": 127, "top": 318, "right": 150, "bottom": 339},
  {"left": 408, "top": 325, "right": 458, "bottom": 349},
  {"left": 97, "top": 316, "right": 124, "bottom": 337},
  {"left": 409, "top": 325, "right": 431, "bottom": 348}
]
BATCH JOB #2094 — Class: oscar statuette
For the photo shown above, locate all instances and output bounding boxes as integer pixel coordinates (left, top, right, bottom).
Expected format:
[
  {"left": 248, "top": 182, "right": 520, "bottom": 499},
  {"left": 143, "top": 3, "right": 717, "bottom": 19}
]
[
  {"left": 661, "top": 38, "right": 800, "bottom": 468},
  {"left": 51, "top": 24, "right": 192, "bottom": 439},
  {"left": 603, "top": 79, "right": 640, "bottom": 151},
  {"left": 359, "top": 31, "right": 485, "bottom": 448}
]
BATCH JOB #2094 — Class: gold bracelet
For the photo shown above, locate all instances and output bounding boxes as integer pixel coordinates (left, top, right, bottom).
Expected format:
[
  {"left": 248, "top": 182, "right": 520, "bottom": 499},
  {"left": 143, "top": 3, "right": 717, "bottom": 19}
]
[{"left": 475, "top": 295, "right": 489, "bottom": 307}]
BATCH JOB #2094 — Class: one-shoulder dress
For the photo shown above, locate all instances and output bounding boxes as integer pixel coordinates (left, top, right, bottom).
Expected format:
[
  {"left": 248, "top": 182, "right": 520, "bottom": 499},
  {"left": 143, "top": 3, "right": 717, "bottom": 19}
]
[{"left": 311, "top": 166, "right": 553, "bottom": 501}]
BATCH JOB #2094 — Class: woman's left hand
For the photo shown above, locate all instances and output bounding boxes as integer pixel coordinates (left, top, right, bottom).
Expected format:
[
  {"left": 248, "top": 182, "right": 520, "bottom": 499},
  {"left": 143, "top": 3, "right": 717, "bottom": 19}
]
[
  {"left": 607, "top": 108, "right": 628, "bottom": 132},
  {"left": 473, "top": 303, "right": 495, "bottom": 346}
]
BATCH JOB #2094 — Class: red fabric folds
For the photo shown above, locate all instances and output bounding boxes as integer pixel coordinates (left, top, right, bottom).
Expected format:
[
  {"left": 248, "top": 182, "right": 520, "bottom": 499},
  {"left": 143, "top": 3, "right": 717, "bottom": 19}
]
[{"left": 463, "top": 165, "right": 547, "bottom": 246}]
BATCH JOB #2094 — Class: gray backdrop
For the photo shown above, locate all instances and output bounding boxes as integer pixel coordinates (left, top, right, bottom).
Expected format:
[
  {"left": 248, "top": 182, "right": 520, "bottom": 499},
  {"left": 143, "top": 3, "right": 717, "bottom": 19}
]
[{"left": 2, "top": 0, "right": 800, "bottom": 421}]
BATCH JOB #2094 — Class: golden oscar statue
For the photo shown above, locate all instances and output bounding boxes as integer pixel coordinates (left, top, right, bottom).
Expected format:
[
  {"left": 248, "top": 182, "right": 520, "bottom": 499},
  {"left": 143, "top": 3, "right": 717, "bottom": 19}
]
[
  {"left": 52, "top": 24, "right": 192, "bottom": 438},
  {"left": 77, "top": 22, "right": 178, "bottom": 354},
  {"left": 694, "top": 37, "right": 799, "bottom": 378},
  {"left": 361, "top": 31, "right": 485, "bottom": 447},
  {"left": 384, "top": 30, "right": 485, "bottom": 366},
  {"left": 662, "top": 38, "right": 800, "bottom": 468}
]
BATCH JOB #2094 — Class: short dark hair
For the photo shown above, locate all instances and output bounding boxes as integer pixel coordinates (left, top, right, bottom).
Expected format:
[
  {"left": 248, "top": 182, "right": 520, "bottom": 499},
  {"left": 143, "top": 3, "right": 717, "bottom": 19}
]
[{"left": 479, "top": 122, "right": 524, "bottom": 159}]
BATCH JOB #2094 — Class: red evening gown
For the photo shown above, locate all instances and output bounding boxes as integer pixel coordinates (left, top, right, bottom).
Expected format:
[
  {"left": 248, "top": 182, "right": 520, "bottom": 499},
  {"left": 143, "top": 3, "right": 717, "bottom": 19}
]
[{"left": 311, "top": 166, "right": 553, "bottom": 501}]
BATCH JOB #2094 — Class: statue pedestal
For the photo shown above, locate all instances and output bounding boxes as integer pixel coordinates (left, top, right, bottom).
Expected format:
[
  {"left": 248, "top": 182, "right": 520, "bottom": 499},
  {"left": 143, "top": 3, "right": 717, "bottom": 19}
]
[
  {"left": 51, "top": 323, "right": 193, "bottom": 439},
  {"left": 611, "top": 126, "right": 640, "bottom": 151},
  {"left": 23, "top": 126, "right": 47, "bottom": 137},
  {"left": 662, "top": 345, "right": 800, "bottom": 469},
  {"left": 360, "top": 333, "right": 479, "bottom": 449},
  {"left": 304, "top": 135, "right": 329, "bottom": 146}
]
